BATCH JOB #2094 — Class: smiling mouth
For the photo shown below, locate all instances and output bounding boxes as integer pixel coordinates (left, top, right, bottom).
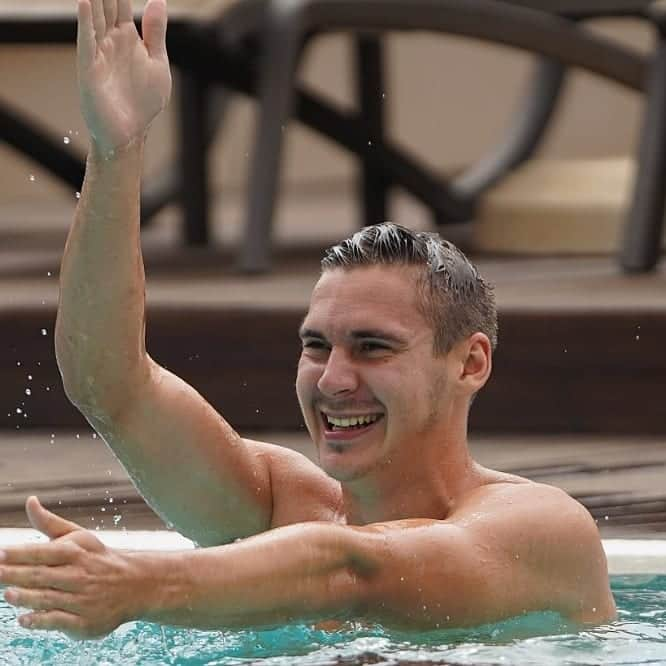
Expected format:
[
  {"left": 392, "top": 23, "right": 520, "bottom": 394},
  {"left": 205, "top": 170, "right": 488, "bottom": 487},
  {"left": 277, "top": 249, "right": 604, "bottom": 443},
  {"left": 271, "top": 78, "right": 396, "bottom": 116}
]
[{"left": 321, "top": 412, "right": 384, "bottom": 434}]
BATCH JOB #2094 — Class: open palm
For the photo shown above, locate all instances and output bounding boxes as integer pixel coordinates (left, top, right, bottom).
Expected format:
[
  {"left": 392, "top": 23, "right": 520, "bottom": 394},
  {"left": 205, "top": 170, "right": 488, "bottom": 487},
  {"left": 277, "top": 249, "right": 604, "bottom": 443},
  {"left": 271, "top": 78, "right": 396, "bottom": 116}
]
[{"left": 77, "top": 0, "right": 172, "bottom": 154}]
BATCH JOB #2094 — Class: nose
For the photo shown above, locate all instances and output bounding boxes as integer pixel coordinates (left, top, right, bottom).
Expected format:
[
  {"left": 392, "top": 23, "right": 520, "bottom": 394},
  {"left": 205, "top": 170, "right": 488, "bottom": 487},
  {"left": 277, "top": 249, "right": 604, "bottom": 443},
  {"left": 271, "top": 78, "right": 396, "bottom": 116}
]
[{"left": 317, "top": 346, "right": 359, "bottom": 398}]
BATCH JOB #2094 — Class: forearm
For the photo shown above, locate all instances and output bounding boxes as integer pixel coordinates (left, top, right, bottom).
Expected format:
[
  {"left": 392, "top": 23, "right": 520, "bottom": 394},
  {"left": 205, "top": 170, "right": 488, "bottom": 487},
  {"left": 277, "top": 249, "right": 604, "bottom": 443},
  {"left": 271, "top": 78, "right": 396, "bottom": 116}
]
[
  {"left": 55, "top": 139, "right": 149, "bottom": 410},
  {"left": 128, "top": 523, "right": 372, "bottom": 629}
]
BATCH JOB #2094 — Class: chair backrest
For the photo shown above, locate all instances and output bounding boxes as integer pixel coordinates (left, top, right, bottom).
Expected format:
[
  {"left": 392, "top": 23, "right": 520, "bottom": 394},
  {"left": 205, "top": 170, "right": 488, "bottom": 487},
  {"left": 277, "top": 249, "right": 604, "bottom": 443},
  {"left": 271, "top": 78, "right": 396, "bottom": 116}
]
[{"left": 501, "top": 0, "right": 651, "bottom": 19}]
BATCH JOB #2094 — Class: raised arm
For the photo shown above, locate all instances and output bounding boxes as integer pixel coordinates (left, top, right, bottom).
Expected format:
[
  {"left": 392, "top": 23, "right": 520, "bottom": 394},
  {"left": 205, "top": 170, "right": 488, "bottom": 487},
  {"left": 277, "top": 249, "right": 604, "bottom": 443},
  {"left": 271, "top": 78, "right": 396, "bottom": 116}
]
[
  {"left": 57, "top": 0, "right": 171, "bottom": 408},
  {"left": 55, "top": 0, "right": 308, "bottom": 546}
]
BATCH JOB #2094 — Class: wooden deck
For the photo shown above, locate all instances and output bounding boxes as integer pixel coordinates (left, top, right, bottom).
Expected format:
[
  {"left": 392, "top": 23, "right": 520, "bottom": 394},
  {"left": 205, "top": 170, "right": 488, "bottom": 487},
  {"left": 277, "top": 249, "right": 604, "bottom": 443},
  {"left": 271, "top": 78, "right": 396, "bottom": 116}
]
[{"left": 0, "top": 430, "right": 663, "bottom": 538}]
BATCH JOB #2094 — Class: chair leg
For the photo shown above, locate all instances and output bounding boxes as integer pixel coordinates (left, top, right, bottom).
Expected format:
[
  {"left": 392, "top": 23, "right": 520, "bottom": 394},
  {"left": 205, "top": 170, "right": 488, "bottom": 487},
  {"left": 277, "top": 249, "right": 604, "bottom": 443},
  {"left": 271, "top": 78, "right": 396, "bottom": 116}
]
[
  {"left": 178, "top": 71, "right": 211, "bottom": 246},
  {"left": 143, "top": 84, "right": 232, "bottom": 228},
  {"left": 453, "top": 57, "right": 566, "bottom": 198},
  {"left": 355, "top": 35, "right": 390, "bottom": 227},
  {"left": 238, "top": 3, "right": 305, "bottom": 272},
  {"left": 620, "top": 22, "right": 666, "bottom": 272}
]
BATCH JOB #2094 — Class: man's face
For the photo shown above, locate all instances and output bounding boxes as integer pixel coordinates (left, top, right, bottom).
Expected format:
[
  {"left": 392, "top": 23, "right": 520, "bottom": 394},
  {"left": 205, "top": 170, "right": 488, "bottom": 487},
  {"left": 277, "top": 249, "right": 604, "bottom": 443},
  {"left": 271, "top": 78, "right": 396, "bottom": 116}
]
[{"left": 296, "top": 265, "right": 451, "bottom": 482}]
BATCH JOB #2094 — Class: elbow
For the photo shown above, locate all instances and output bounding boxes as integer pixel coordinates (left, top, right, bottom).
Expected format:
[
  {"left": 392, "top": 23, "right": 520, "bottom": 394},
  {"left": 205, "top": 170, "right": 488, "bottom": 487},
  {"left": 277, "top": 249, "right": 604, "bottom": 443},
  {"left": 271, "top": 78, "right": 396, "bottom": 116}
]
[
  {"left": 57, "top": 356, "right": 134, "bottom": 425},
  {"left": 338, "top": 531, "right": 388, "bottom": 619}
]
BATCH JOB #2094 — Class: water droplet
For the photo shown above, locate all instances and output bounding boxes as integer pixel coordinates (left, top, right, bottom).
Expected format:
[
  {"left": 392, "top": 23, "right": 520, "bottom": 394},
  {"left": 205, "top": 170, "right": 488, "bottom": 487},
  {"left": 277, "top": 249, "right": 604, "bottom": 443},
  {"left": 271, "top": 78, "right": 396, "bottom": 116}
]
[
  {"left": 604, "top": 515, "right": 609, "bottom": 521},
  {"left": 28, "top": 174, "right": 35, "bottom": 182},
  {"left": 41, "top": 329, "right": 47, "bottom": 336},
  {"left": 27, "top": 375, "right": 32, "bottom": 381},
  {"left": 16, "top": 362, "right": 21, "bottom": 367},
  {"left": 46, "top": 272, "right": 52, "bottom": 277},
  {"left": 75, "top": 192, "right": 81, "bottom": 200},
  {"left": 45, "top": 387, "right": 50, "bottom": 392},
  {"left": 113, "top": 515, "right": 122, "bottom": 526},
  {"left": 592, "top": 607, "right": 597, "bottom": 613},
  {"left": 92, "top": 433, "right": 97, "bottom": 439},
  {"left": 75, "top": 434, "right": 80, "bottom": 439},
  {"left": 63, "top": 137, "right": 70, "bottom": 145},
  {"left": 25, "top": 389, "right": 31, "bottom": 396},
  {"left": 15, "top": 408, "right": 22, "bottom": 415},
  {"left": 635, "top": 335, "right": 640, "bottom": 341}
]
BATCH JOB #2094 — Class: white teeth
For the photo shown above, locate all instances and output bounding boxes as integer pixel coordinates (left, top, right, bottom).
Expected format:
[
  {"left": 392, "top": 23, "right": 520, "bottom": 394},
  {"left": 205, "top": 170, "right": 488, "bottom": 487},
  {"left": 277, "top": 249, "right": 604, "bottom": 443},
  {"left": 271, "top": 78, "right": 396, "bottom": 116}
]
[{"left": 326, "top": 414, "right": 379, "bottom": 428}]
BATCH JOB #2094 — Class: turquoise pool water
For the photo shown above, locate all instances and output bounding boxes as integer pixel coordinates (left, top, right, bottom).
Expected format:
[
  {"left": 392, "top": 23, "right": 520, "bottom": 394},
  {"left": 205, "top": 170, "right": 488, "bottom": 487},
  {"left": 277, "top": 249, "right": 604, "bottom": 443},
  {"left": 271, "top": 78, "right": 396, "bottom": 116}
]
[{"left": 0, "top": 575, "right": 663, "bottom": 665}]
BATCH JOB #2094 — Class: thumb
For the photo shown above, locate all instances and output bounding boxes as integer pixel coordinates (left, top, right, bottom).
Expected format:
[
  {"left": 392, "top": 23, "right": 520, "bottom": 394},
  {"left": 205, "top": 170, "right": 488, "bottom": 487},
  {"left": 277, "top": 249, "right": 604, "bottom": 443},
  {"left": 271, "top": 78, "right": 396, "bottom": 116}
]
[
  {"left": 142, "top": 0, "right": 168, "bottom": 59},
  {"left": 25, "top": 496, "right": 82, "bottom": 540}
]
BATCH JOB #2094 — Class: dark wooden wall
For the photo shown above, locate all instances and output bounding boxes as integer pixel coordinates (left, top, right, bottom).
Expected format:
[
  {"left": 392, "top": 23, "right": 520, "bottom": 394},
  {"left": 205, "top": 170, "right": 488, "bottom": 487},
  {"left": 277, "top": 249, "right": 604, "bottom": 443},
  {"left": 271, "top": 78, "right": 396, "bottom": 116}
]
[{"left": 2, "top": 305, "right": 663, "bottom": 434}]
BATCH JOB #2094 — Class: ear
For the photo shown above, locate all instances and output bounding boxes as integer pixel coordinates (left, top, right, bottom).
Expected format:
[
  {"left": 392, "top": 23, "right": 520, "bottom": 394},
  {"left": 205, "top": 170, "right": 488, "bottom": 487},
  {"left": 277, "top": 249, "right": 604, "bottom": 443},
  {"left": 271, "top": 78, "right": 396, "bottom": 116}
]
[{"left": 458, "top": 333, "right": 492, "bottom": 394}]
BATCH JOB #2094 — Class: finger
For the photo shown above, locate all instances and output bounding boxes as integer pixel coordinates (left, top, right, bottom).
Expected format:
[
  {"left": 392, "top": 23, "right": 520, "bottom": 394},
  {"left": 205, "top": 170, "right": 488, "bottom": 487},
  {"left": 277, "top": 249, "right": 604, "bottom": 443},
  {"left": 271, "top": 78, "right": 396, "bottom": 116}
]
[
  {"left": 19, "top": 610, "right": 86, "bottom": 637},
  {"left": 0, "top": 565, "right": 77, "bottom": 592},
  {"left": 90, "top": 0, "right": 107, "bottom": 43},
  {"left": 26, "top": 496, "right": 83, "bottom": 540},
  {"left": 142, "top": 0, "right": 168, "bottom": 59},
  {"left": 102, "top": 0, "right": 117, "bottom": 30},
  {"left": 6, "top": 587, "right": 79, "bottom": 613},
  {"left": 0, "top": 542, "right": 78, "bottom": 566},
  {"left": 116, "top": 0, "right": 133, "bottom": 24},
  {"left": 77, "top": 0, "right": 96, "bottom": 69}
]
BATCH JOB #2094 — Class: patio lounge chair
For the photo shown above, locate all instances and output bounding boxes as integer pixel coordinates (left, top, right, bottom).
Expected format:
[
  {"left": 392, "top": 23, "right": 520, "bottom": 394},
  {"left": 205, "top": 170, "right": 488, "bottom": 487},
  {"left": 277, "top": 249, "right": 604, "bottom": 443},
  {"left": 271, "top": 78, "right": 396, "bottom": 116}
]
[
  {"left": 227, "top": 0, "right": 663, "bottom": 272},
  {"left": 1, "top": 1, "right": 662, "bottom": 273}
]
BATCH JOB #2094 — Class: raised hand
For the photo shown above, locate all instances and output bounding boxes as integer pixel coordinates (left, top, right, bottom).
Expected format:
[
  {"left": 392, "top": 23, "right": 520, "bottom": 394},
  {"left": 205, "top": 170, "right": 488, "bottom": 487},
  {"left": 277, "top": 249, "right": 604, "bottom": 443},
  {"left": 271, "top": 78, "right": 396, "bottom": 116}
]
[{"left": 77, "top": 0, "right": 172, "bottom": 155}]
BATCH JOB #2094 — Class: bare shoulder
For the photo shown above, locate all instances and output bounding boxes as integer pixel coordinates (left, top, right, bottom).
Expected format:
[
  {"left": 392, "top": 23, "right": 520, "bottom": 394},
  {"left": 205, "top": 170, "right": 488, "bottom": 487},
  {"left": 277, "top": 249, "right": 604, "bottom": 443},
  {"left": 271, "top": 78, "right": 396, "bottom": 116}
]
[
  {"left": 245, "top": 439, "right": 343, "bottom": 528},
  {"left": 453, "top": 478, "right": 602, "bottom": 556},
  {"left": 451, "top": 479, "right": 615, "bottom": 623}
]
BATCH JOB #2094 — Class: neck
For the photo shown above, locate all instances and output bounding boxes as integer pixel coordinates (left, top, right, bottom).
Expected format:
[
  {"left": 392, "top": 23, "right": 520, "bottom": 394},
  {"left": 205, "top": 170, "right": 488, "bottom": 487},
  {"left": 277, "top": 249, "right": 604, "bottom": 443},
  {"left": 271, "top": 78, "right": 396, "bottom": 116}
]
[{"left": 340, "top": 433, "right": 479, "bottom": 525}]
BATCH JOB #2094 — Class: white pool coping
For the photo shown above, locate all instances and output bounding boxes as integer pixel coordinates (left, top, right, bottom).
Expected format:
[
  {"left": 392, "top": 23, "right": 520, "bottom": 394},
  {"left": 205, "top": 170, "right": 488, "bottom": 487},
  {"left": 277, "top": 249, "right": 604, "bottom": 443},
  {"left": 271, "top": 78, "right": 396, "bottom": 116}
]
[{"left": 0, "top": 530, "right": 663, "bottom": 575}]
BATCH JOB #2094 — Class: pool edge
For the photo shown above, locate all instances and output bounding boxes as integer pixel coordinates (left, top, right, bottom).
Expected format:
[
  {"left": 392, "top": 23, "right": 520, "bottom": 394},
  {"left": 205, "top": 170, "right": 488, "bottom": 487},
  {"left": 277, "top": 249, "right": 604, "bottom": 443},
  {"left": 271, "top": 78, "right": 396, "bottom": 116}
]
[{"left": 0, "top": 530, "right": 663, "bottom": 575}]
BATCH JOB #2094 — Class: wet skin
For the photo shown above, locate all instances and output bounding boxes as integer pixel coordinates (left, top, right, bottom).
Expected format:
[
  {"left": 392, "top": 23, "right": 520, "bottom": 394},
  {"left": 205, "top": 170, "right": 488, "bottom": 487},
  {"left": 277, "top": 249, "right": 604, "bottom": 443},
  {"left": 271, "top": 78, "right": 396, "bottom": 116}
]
[
  {"left": 0, "top": 0, "right": 616, "bottom": 637},
  {"left": 297, "top": 264, "right": 497, "bottom": 524},
  {"left": 0, "top": 267, "right": 616, "bottom": 638}
]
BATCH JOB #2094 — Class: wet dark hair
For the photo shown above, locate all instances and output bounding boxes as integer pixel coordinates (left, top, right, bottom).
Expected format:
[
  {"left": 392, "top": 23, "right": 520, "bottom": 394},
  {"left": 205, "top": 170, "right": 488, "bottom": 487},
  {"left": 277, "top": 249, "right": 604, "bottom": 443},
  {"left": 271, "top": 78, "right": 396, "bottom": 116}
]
[{"left": 321, "top": 223, "right": 498, "bottom": 355}]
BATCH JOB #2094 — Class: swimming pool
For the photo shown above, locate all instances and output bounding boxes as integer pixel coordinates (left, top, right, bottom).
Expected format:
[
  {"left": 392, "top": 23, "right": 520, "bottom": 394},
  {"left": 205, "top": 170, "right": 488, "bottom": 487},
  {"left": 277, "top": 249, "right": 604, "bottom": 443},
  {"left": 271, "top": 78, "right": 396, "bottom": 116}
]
[{"left": 0, "top": 530, "right": 663, "bottom": 665}]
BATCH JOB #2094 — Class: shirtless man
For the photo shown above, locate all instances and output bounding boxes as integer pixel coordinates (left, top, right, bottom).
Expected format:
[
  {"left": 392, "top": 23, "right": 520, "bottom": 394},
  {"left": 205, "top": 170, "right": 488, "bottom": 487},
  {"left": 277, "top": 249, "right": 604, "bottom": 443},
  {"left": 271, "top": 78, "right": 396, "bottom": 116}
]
[{"left": 0, "top": 0, "right": 615, "bottom": 640}]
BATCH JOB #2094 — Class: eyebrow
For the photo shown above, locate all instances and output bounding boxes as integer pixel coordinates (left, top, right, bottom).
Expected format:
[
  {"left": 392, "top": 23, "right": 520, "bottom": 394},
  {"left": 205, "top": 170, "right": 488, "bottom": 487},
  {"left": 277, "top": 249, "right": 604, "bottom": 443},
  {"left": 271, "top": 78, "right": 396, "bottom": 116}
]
[{"left": 298, "top": 327, "right": 407, "bottom": 345}]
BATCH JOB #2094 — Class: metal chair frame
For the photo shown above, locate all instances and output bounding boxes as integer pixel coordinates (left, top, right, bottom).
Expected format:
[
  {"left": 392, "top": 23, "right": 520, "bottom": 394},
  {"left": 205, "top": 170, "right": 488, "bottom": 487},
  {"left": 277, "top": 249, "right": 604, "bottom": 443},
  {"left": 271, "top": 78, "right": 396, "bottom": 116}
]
[{"left": 1, "top": 1, "right": 663, "bottom": 273}]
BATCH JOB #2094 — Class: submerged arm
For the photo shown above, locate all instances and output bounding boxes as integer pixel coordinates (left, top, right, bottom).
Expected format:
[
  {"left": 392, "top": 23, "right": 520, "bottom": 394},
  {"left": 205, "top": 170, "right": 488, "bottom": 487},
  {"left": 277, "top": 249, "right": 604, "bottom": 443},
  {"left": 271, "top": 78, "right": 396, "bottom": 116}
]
[{"left": 0, "top": 488, "right": 614, "bottom": 638}]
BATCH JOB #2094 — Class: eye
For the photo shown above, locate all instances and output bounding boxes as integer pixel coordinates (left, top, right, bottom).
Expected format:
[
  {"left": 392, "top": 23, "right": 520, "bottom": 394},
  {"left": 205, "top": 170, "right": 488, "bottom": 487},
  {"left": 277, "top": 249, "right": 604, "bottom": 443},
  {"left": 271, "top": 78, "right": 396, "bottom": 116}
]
[
  {"left": 358, "top": 340, "right": 390, "bottom": 354},
  {"left": 302, "top": 340, "right": 329, "bottom": 352}
]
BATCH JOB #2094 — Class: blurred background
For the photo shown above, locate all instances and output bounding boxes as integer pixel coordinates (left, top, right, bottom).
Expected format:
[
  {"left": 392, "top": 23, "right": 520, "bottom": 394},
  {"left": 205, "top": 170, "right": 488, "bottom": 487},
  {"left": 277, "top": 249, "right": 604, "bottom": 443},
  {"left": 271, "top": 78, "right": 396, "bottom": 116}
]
[{"left": 0, "top": 4, "right": 664, "bottom": 538}]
